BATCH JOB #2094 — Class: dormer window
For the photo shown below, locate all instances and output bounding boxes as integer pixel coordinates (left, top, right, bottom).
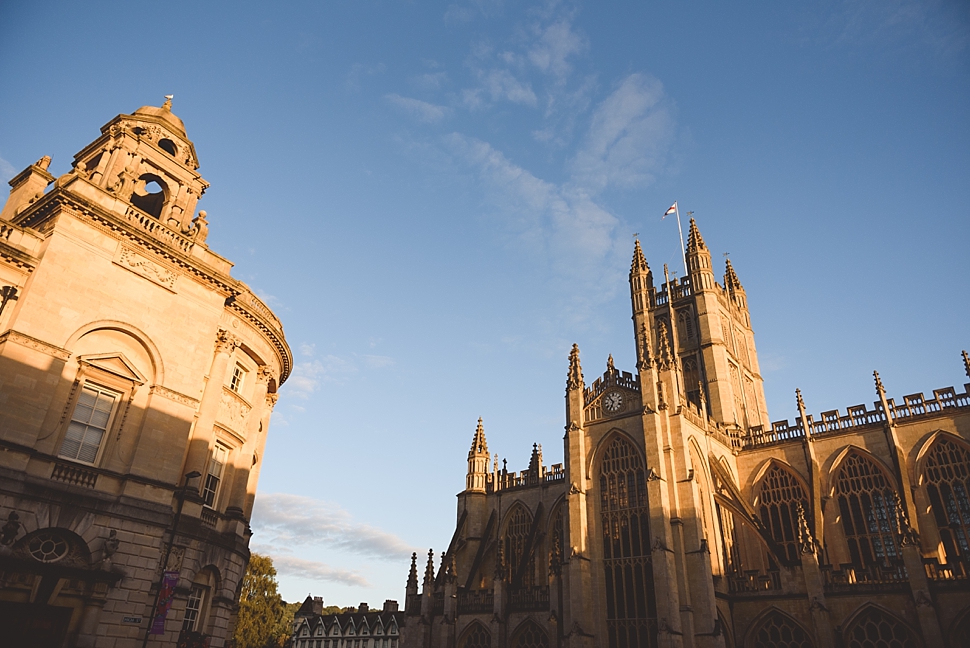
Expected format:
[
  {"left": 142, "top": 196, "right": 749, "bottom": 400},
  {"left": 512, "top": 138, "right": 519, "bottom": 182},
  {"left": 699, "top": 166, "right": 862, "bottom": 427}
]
[
  {"left": 230, "top": 364, "right": 246, "bottom": 393},
  {"left": 158, "top": 138, "right": 177, "bottom": 156}
]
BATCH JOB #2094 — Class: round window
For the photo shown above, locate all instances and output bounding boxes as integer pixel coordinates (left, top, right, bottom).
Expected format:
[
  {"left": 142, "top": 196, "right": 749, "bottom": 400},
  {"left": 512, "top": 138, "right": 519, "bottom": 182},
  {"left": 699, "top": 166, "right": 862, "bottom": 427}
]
[{"left": 27, "top": 532, "right": 70, "bottom": 563}]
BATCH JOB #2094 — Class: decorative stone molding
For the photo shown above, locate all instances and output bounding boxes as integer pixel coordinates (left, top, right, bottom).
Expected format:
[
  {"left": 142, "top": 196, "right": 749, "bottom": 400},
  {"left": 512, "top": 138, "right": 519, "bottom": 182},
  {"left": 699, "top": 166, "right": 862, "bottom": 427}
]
[
  {"left": 113, "top": 245, "right": 178, "bottom": 292},
  {"left": 0, "top": 330, "right": 71, "bottom": 361},
  {"left": 264, "top": 392, "right": 279, "bottom": 410},
  {"left": 214, "top": 329, "right": 239, "bottom": 355},
  {"left": 256, "top": 365, "right": 276, "bottom": 385},
  {"left": 217, "top": 388, "right": 251, "bottom": 435},
  {"left": 149, "top": 384, "right": 200, "bottom": 408}
]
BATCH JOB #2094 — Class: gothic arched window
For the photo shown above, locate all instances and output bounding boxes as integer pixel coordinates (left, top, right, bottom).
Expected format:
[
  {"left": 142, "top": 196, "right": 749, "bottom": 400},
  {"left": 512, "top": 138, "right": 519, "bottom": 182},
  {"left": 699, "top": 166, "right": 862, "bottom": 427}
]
[
  {"left": 844, "top": 607, "right": 918, "bottom": 648},
  {"left": 834, "top": 453, "right": 900, "bottom": 568},
  {"left": 923, "top": 437, "right": 970, "bottom": 563},
  {"left": 749, "top": 611, "right": 813, "bottom": 648},
  {"left": 758, "top": 464, "right": 809, "bottom": 563},
  {"left": 458, "top": 623, "right": 491, "bottom": 648},
  {"left": 683, "top": 356, "right": 701, "bottom": 408},
  {"left": 504, "top": 505, "right": 535, "bottom": 588},
  {"left": 600, "top": 436, "right": 654, "bottom": 648},
  {"left": 511, "top": 620, "right": 549, "bottom": 648},
  {"left": 549, "top": 504, "right": 564, "bottom": 574}
]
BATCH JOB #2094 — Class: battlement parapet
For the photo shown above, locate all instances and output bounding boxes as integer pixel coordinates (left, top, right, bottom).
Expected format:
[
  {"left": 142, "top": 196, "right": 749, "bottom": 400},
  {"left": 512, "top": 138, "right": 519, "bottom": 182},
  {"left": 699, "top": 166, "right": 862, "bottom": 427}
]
[{"left": 741, "top": 384, "right": 970, "bottom": 450}]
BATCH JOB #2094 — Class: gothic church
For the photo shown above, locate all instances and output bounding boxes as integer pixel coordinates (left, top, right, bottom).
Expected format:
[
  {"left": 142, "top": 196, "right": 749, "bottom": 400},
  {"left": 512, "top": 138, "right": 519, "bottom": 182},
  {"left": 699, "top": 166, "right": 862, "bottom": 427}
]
[{"left": 400, "top": 222, "right": 970, "bottom": 648}]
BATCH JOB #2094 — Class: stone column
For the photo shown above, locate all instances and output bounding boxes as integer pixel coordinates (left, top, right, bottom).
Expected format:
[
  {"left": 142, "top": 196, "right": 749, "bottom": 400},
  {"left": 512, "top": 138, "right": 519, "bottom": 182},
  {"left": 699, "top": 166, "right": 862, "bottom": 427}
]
[
  {"left": 226, "top": 366, "right": 272, "bottom": 517},
  {"left": 184, "top": 330, "right": 237, "bottom": 480}
]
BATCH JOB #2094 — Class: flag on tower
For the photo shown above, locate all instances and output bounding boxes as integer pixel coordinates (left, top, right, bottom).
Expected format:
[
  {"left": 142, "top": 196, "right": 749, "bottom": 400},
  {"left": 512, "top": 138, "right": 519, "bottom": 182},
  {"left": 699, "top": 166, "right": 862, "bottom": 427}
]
[{"left": 663, "top": 202, "right": 677, "bottom": 219}]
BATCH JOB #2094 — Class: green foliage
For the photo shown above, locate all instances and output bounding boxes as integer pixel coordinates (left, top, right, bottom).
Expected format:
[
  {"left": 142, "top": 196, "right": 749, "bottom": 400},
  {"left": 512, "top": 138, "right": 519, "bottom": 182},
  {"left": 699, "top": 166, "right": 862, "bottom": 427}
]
[{"left": 232, "top": 554, "right": 290, "bottom": 648}]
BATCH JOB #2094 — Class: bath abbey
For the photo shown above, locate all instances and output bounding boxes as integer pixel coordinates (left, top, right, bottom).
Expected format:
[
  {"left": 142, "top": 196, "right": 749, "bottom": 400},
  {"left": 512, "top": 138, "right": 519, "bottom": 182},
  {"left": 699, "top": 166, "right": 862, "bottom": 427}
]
[{"left": 399, "top": 224, "right": 970, "bottom": 648}]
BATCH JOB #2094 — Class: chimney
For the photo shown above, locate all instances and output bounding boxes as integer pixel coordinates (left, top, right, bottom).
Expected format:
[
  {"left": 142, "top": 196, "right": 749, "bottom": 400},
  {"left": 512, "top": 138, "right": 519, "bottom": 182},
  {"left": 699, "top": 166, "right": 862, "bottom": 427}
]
[
  {"left": 358, "top": 602, "right": 369, "bottom": 613},
  {"left": 312, "top": 597, "right": 323, "bottom": 615},
  {"left": 383, "top": 600, "right": 398, "bottom": 613}
]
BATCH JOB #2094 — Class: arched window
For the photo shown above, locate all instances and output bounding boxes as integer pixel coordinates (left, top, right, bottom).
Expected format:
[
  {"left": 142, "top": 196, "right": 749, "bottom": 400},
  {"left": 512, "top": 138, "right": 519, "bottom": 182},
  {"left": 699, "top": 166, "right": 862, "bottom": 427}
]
[
  {"left": 843, "top": 607, "right": 918, "bottom": 648},
  {"left": 923, "top": 437, "right": 970, "bottom": 564},
  {"left": 504, "top": 505, "right": 535, "bottom": 588},
  {"left": 549, "top": 504, "right": 564, "bottom": 573},
  {"left": 599, "top": 436, "right": 654, "bottom": 648},
  {"left": 758, "top": 464, "right": 809, "bottom": 563},
  {"left": 130, "top": 173, "right": 167, "bottom": 218},
  {"left": 683, "top": 356, "right": 701, "bottom": 408},
  {"left": 834, "top": 452, "right": 900, "bottom": 568},
  {"left": 749, "top": 611, "right": 813, "bottom": 648},
  {"left": 458, "top": 623, "right": 490, "bottom": 648},
  {"left": 511, "top": 620, "right": 549, "bottom": 648}
]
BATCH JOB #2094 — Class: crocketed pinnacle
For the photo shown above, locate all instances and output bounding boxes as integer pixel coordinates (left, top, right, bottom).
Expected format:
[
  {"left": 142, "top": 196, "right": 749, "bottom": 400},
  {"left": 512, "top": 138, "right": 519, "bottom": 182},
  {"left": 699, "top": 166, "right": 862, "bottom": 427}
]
[
  {"left": 607, "top": 354, "right": 615, "bottom": 373},
  {"left": 873, "top": 370, "right": 885, "bottom": 395},
  {"left": 963, "top": 350, "right": 970, "bottom": 379},
  {"left": 630, "top": 239, "right": 650, "bottom": 274},
  {"left": 567, "top": 343, "right": 584, "bottom": 390},
  {"left": 469, "top": 417, "right": 488, "bottom": 457},
  {"left": 686, "top": 217, "right": 707, "bottom": 253},
  {"left": 528, "top": 442, "right": 542, "bottom": 475},
  {"left": 724, "top": 258, "right": 743, "bottom": 292},
  {"left": 406, "top": 552, "right": 418, "bottom": 589},
  {"left": 423, "top": 549, "right": 435, "bottom": 586}
]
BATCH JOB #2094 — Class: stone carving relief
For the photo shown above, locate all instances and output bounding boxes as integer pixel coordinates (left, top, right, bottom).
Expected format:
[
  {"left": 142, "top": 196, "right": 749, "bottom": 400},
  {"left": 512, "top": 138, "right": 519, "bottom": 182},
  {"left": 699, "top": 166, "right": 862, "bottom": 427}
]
[
  {"left": 218, "top": 389, "right": 251, "bottom": 436},
  {"left": 114, "top": 246, "right": 178, "bottom": 292},
  {"left": 150, "top": 384, "right": 200, "bottom": 408}
]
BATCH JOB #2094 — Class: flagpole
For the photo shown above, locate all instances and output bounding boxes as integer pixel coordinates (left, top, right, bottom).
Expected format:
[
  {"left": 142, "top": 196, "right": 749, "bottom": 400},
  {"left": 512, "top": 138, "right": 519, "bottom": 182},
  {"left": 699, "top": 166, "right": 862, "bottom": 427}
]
[{"left": 674, "top": 201, "right": 688, "bottom": 278}]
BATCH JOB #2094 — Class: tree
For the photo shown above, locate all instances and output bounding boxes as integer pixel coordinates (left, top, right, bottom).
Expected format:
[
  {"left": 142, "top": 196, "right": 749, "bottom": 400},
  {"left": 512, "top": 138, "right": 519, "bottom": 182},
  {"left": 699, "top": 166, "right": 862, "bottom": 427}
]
[{"left": 233, "top": 553, "right": 288, "bottom": 648}]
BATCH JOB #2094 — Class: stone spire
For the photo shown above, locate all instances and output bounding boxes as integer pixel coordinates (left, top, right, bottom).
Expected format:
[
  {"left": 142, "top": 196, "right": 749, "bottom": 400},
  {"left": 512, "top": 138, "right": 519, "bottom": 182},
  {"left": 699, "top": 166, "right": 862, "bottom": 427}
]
[
  {"left": 466, "top": 418, "right": 490, "bottom": 492},
  {"left": 527, "top": 443, "right": 543, "bottom": 481},
  {"left": 406, "top": 552, "right": 419, "bottom": 591},
  {"left": 686, "top": 217, "right": 707, "bottom": 253},
  {"left": 567, "top": 344, "right": 584, "bottom": 391},
  {"left": 423, "top": 549, "right": 435, "bottom": 589},
  {"left": 963, "top": 350, "right": 970, "bottom": 379},
  {"left": 724, "top": 258, "right": 742, "bottom": 292},
  {"left": 631, "top": 239, "right": 650, "bottom": 275}
]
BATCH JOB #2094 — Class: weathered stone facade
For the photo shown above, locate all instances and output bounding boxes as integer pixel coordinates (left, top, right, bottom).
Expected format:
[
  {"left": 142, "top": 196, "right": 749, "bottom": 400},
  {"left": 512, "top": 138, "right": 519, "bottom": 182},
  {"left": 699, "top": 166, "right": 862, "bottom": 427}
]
[
  {"left": 402, "top": 223, "right": 970, "bottom": 648},
  {"left": 0, "top": 100, "right": 291, "bottom": 647}
]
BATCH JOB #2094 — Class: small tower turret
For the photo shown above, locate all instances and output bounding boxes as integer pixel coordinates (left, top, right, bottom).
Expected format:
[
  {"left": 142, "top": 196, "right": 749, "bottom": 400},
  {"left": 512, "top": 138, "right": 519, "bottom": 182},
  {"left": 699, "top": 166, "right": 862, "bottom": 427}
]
[
  {"left": 724, "top": 258, "right": 747, "bottom": 311},
  {"left": 465, "top": 418, "right": 490, "bottom": 492},
  {"left": 565, "top": 344, "right": 585, "bottom": 429},
  {"left": 686, "top": 217, "right": 715, "bottom": 291}
]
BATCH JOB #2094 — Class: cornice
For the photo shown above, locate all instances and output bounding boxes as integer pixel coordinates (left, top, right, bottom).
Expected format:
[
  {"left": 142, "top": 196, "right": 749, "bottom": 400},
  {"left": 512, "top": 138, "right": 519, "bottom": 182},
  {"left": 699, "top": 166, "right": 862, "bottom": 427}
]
[
  {"left": 0, "top": 329, "right": 71, "bottom": 361},
  {"left": 149, "top": 384, "right": 200, "bottom": 408}
]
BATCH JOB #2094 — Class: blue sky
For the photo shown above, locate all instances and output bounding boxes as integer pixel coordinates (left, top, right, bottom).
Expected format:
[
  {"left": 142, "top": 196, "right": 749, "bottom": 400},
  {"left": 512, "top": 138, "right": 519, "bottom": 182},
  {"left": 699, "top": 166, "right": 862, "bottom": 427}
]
[{"left": 2, "top": 0, "right": 968, "bottom": 606}]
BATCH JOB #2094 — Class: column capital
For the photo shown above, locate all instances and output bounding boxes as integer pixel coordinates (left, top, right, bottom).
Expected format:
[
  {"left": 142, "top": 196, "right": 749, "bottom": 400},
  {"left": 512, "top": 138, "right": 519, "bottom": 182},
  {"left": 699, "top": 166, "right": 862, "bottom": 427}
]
[
  {"left": 215, "top": 329, "right": 239, "bottom": 354},
  {"left": 256, "top": 365, "right": 277, "bottom": 385},
  {"left": 264, "top": 392, "right": 279, "bottom": 410}
]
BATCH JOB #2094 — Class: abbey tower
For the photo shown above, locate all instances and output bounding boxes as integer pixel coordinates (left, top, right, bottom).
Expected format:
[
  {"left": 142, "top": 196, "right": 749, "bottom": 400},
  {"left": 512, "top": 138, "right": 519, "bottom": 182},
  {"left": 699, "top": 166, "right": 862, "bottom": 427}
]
[
  {"left": 398, "top": 222, "right": 970, "bottom": 648},
  {"left": 0, "top": 100, "right": 291, "bottom": 647}
]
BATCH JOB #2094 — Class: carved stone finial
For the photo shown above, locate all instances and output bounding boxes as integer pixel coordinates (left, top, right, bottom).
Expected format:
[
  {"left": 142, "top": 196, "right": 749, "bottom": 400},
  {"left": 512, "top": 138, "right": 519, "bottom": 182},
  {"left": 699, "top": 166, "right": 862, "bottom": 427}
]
[
  {"left": 567, "top": 344, "right": 584, "bottom": 390},
  {"left": 631, "top": 239, "right": 650, "bottom": 275},
  {"left": 963, "top": 350, "right": 970, "bottom": 380},
  {"left": 162, "top": 94, "right": 174, "bottom": 110},
  {"left": 724, "top": 258, "right": 742, "bottom": 292},
  {"left": 192, "top": 210, "right": 209, "bottom": 243},
  {"left": 407, "top": 552, "right": 419, "bottom": 589},
  {"left": 469, "top": 418, "right": 488, "bottom": 456},
  {"left": 686, "top": 217, "right": 707, "bottom": 253},
  {"left": 607, "top": 354, "right": 615, "bottom": 373},
  {"left": 873, "top": 370, "right": 885, "bottom": 395},
  {"left": 36, "top": 156, "right": 51, "bottom": 171},
  {"left": 423, "top": 549, "right": 435, "bottom": 587},
  {"left": 796, "top": 502, "right": 816, "bottom": 554}
]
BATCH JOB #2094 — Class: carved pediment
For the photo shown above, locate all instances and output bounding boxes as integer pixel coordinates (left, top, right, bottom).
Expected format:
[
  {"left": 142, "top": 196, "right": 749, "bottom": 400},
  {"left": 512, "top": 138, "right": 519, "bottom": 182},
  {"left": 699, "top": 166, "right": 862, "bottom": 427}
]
[{"left": 77, "top": 353, "right": 146, "bottom": 385}]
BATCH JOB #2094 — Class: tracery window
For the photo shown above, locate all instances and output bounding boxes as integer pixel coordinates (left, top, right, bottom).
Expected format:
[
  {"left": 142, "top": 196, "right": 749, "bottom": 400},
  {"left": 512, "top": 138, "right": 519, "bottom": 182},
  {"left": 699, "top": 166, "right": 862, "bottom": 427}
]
[
  {"left": 834, "top": 453, "right": 900, "bottom": 568},
  {"left": 458, "top": 623, "right": 490, "bottom": 648},
  {"left": 843, "top": 608, "right": 918, "bottom": 648},
  {"left": 511, "top": 620, "right": 549, "bottom": 648},
  {"left": 683, "top": 356, "right": 701, "bottom": 408},
  {"left": 923, "top": 437, "right": 970, "bottom": 563},
  {"left": 758, "top": 464, "right": 809, "bottom": 563},
  {"left": 600, "top": 436, "right": 655, "bottom": 648},
  {"left": 504, "top": 505, "right": 535, "bottom": 587},
  {"left": 549, "top": 504, "right": 564, "bottom": 572},
  {"left": 750, "top": 612, "right": 813, "bottom": 648},
  {"left": 716, "top": 502, "right": 742, "bottom": 577}
]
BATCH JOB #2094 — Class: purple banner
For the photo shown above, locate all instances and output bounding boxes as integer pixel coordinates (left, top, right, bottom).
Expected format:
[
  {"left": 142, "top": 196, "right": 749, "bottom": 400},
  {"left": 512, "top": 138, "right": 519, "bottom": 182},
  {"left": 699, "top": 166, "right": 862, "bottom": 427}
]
[{"left": 150, "top": 571, "right": 180, "bottom": 635}]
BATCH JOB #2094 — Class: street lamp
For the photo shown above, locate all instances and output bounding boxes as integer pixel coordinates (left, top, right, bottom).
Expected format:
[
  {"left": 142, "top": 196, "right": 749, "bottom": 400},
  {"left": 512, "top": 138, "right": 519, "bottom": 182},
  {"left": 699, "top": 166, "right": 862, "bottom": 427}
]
[{"left": 142, "top": 470, "right": 202, "bottom": 647}]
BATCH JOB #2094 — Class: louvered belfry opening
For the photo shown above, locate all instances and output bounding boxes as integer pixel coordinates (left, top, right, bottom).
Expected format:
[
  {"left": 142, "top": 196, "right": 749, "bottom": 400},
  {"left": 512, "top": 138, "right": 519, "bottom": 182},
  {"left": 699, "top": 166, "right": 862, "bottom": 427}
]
[{"left": 599, "top": 436, "right": 656, "bottom": 648}]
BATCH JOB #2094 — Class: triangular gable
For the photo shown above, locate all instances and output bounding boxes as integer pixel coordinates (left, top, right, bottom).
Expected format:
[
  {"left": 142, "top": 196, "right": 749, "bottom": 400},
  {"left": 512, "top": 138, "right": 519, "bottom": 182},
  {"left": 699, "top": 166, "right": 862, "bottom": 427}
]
[
  {"left": 359, "top": 617, "right": 370, "bottom": 634},
  {"left": 78, "top": 353, "right": 147, "bottom": 384},
  {"left": 373, "top": 617, "right": 384, "bottom": 634}
]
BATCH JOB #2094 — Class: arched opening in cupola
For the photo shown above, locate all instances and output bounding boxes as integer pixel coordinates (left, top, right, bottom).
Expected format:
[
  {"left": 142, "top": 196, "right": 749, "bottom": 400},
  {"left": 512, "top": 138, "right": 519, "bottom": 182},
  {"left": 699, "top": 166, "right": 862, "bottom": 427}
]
[
  {"left": 158, "top": 138, "right": 177, "bottom": 156},
  {"left": 130, "top": 173, "right": 167, "bottom": 218}
]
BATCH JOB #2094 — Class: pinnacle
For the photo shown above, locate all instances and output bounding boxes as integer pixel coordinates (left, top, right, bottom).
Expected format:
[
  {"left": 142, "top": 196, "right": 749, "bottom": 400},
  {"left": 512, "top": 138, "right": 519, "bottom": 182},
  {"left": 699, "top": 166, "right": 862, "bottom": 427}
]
[
  {"left": 686, "top": 218, "right": 707, "bottom": 254},
  {"left": 724, "top": 258, "right": 742, "bottom": 291},
  {"left": 630, "top": 239, "right": 650, "bottom": 274},
  {"left": 469, "top": 417, "right": 488, "bottom": 456},
  {"left": 567, "top": 344, "right": 584, "bottom": 390}
]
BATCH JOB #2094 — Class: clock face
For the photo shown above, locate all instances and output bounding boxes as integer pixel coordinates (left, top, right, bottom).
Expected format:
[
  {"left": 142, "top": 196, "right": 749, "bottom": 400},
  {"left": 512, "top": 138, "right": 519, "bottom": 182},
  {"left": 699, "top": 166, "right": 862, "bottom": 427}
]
[{"left": 604, "top": 391, "right": 623, "bottom": 413}]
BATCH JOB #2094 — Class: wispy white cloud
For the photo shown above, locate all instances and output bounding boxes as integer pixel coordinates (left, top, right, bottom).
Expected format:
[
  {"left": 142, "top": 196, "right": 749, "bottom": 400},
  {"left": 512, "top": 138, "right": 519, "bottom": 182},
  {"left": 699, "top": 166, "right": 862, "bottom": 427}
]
[
  {"left": 252, "top": 493, "right": 414, "bottom": 561},
  {"left": 252, "top": 545, "right": 370, "bottom": 587},
  {"left": 346, "top": 62, "right": 386, "bottom": 91},
  {"left": 570, "top": 73, "right": 674, "bottom": 192},
  {"left": 363, "top": 354, "right": 395, "bottom": 369},
  {"left": 0, "top": 154, "right": 15, "bottom": 183},
  {"left": 285, "top": 356, "right": 357, "bottom": 397},
  {"left": 385, "top": 94, "right": 449, "bottom": 123},
  {"left": 465, "top": 69, "right": 537, "bottom": 108},
  {"left": 412, "top": 71, "right": 449, "bottom": 91},
  {"left": 528, "top": 19, "right": 587, "bottom": 79}
]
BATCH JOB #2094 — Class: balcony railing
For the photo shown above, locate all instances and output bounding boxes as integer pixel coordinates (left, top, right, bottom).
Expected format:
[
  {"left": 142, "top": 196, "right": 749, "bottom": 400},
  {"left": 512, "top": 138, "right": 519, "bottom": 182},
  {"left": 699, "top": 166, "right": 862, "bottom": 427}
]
[
  {"left": 457, "top": 589, "right": 493, "bottom": 614},
  {"left": 727, "top": 569, "right": 781, "bottom": 593},
  {"left": 51, "top": 462, "right": 99, "bottom": 488},
  {"left": 924, "top": 557, "right": 969, "bottom": 582},
  {"left": 821, "top": 562, "right": 908, "bottom": 591},
  {"left": 508, "top": 586, "right": 549, "bottom": 612}
]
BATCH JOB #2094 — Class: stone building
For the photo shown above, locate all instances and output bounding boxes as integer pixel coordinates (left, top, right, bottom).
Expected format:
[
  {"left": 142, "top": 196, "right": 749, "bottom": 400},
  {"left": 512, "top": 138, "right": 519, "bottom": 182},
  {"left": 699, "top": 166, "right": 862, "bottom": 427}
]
[
  {"left": 291, "top": 597, "right": 405, "bottom": 648},
  {"left": 0, "top": 100, "right": 291, "bottom": 647},
  {"left": 401, "top": 221, "right": 970, "bottom": 648}
]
